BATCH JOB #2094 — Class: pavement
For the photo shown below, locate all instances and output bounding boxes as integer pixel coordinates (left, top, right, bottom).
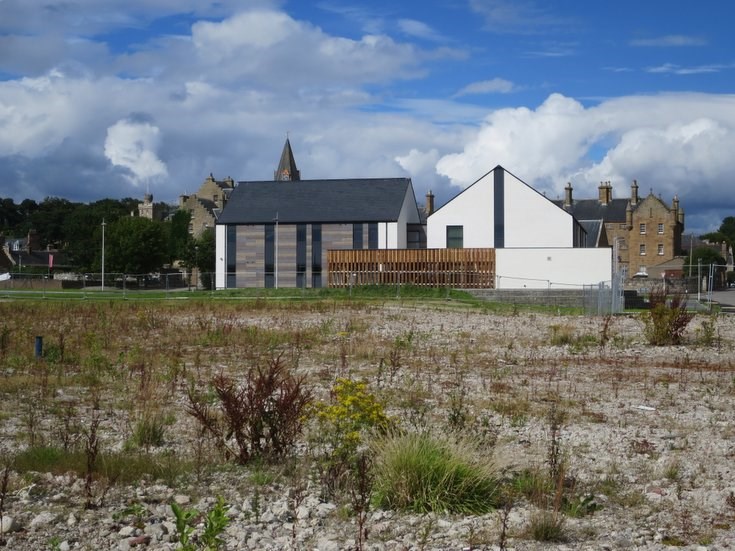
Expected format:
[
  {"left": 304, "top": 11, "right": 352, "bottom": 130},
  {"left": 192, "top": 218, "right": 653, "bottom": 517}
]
[{"left": 708, "top": 288, "right": 735, "bottom": 311}]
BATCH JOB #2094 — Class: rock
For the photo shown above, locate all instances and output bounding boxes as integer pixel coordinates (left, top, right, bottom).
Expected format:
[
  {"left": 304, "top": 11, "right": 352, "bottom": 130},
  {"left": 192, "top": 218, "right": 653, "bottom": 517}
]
[
  {"left": 315, "top": 537, "right": 341, "bottom": 551},
  {"left": 127, "top": 535, "right": 151, "bottom": 547},
  {"left": 30, "top": 511, "right": 59, "bottom": 530},
  {"left": 67, "top": 512, "right": 78, "bottom": 526},
  {"left": 144, "top": 522, "right": 168, "bottom": 540},
  {"left": 173, "top": 494, "right": 191, "bottom": 505},
  {"left": 118, "top": 525, "right": 137, "bottom": 537},
  {"left": 59, "top": 541, "right": 71, "bottom": 551},
  {"left": 0, "top": 515, "right": 19, "bottom": 533},
  {"left": 315, "top": 503, "right": 336, "bottom": 518},
  {"left": 295, "top": 505, "right": 310, "bottom": 520}
]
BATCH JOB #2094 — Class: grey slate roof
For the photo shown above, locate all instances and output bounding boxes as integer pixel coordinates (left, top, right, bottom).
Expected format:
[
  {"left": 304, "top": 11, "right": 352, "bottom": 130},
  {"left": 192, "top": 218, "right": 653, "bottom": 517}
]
[
  {"left": 578, "top": 220, "right": 604, "bottom": 248},
  {"left": 552, "top": 198, "right": 629, "bottom": 222},
  {"left": 218, "top": 178, "right": 413, "bottom": 225}
]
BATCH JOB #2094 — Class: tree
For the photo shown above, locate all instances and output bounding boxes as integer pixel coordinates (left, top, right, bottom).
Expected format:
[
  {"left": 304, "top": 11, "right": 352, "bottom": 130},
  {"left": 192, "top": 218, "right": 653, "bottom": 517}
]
[
  {"left": 690, "top": 247, "right": 726, "bottom": 269},
  {"left": 30, "top": 197, "right": 78, "bottom": 247},
  {"left": 64, "top": 200, "right": 133, "bottom": 271},
  {"left": 184, "top": 227, "right": 215, "bottom": 288},
  {"left": 701, "top": 216, "right": 735, "bottom": 248},
  {"left": 168, "top": 210, "right": 192, "bottom": 263},
  {"left": 105, "top": 217, "right": 168, "bottom": 274}
]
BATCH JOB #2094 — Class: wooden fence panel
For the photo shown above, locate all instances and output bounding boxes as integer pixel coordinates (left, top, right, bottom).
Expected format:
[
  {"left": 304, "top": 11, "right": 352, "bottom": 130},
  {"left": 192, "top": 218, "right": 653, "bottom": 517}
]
[{"left": 327, "top": 248, "right": 495, "bottom": 288}]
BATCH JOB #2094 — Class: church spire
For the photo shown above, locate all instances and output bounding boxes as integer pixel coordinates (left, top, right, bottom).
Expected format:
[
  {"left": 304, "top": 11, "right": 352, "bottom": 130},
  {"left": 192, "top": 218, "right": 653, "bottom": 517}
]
[{"left": 274, "top": 136, "right": 300, "bottom": 181}]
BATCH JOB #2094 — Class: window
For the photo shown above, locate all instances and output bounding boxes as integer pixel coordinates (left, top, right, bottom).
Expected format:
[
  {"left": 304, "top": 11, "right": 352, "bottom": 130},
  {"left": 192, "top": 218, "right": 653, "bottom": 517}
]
[
  {"left": 657, "top": 223, "right": 664, "bottom": 234},
  {"left": 264, "top": 224, "right": 275, "bottom": 288},
  {"left": 639, "top": 223, "right": 646, "bottom": 235},
  {"left": 447, "top": 225, "right": 463, "bottom": 249},
  {"left": 639, "top": 244, "right": 646, "bottom": 256},
  {"left": 312, "top": 224, "right": 322, "bottom": 288},
  {"left": 296, "top": 224, "right": 306, "bottom": 288},
  {"left": 657, "top": 244, "right": 664, "bottom": 256},
  {"left": 352, "top": 223, "right": 363, "bottom": 250},
  {"left": 226, "top": 225, "right": 236, "bottom": 288},
  {"left": 368, "top": 223, "right": 378, "bottom": 249}
]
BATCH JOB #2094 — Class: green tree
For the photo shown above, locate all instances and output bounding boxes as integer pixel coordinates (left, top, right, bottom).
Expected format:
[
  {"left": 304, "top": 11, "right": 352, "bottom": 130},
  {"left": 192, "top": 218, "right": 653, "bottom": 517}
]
[
  {"left": 29, "top": 197, "right": 78, "bottom": 247},
  {"left": 690, "top": 247, "right": 726, "bottom": 269},
  {"left": 701, "top": 216, "right": 735, "bottom": 247},
  {"left": 105, "top": 217, "right": 168, "bottom": 274},
  {"left": 168, "top": 210, "right": 192, "bottom": 263},
  {"left": 64, "top": 200, "right": 132, "bottom": 271}
]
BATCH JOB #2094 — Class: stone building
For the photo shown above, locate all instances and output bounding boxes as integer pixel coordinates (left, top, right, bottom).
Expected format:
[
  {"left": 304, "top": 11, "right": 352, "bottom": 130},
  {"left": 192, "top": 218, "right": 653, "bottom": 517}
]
[
  {"left": 179, "top": 174, "right": 237, "bottom": 236},
  {"left": 556, "top": 180, "right": 685, "bottom": 279}
]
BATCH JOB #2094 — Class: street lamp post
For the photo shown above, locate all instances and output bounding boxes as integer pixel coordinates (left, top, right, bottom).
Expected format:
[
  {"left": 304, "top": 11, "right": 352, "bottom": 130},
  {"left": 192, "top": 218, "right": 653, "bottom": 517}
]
[{"left": 101, "top": 219, "right": 106, "bottom": 291}]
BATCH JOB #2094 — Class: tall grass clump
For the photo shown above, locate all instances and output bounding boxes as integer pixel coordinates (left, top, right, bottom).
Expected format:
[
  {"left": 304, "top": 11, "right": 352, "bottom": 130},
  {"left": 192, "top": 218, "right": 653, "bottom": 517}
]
[{"left": 371, "top": 432, "right": 499, "bottom": 514}]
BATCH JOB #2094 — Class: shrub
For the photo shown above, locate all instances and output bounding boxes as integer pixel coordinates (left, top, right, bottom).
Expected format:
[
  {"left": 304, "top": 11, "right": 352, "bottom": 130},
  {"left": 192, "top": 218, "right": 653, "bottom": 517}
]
[
  {"left": 371, "top": 432, "right": 500, "bottom": 514},
  {"left": 310, "top": 378, "right": 391, "bottom": 496},
  {"left": 187, "top": 354, "right": 311, "bottom": 464},
  {"left": 641, "top": 287, "right": 694, "bottom": 345},
  {"left": 311, "top": 378, "right": 392, "bottom": 462}
]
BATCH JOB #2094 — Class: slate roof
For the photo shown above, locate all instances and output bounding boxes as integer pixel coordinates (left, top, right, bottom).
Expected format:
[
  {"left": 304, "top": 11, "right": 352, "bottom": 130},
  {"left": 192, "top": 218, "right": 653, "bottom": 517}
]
[
  {"left": 218, "top": 179, "right": 414, "bottom": 225},
  {"left": 552, "top": 198, "right": 629, "bottom": 222},
  {"left": 578, "top": 220, "right": 604, "bottom": 248},
  {"left": 274, "top": 138, "right": 301, "bottom": 181}
]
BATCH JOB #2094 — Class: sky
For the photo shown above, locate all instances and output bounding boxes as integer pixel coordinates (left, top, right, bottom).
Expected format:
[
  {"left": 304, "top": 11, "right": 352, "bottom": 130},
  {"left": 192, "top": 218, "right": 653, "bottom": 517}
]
[{"left": 1, "top": 0, "right": 734, "bottom": 236}]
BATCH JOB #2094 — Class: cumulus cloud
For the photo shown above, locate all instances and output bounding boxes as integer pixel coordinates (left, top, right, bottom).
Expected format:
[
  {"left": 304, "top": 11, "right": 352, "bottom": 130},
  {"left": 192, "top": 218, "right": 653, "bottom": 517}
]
[
  {"left": 104, "top": 119, "right": 168, "bottom": 185},
  {"left": 434, "top": 92, "right": 735, "bottom": 232}
]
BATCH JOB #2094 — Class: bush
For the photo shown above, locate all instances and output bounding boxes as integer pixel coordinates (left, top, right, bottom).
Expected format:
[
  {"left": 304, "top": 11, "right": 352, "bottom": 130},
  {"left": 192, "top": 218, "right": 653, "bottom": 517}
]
[
  {"left": 642, "top": 287, "right": 694, "bottom": 345},
  {"left": 187, "top": 354, "right": 312, "bottom": 464},
  {"left": 310, "top": 378, "right": 391, "bottom": 496},
  {"left": 371, "top": 432, "right": 499, "bottom": 514}
]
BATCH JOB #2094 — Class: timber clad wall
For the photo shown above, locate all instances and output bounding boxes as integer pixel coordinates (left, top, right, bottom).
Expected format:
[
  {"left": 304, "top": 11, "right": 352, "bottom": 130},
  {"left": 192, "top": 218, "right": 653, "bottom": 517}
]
[{"left": 328, "top": 248, "right": 496, "bottom": 288}]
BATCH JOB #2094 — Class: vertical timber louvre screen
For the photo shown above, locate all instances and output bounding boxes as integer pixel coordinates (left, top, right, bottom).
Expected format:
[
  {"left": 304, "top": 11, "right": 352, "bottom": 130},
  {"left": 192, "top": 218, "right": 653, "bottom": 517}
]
[{"left": 327, "top": 248, "right": 495, "bottom": 289}]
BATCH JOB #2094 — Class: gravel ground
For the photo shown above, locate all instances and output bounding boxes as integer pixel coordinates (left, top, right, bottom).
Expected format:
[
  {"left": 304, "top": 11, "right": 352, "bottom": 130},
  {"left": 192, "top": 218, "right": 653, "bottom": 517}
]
[{"left": 1, "top": 302, "right": 734, "bottom": 550}]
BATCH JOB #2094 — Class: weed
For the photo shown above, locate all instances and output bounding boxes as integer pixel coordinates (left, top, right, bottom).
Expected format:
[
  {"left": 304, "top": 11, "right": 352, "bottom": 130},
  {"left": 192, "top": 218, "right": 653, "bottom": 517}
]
[
  {"left": 187, "top": 354, "right": 311, "bottom": 465},
  {"left": 527, "top": 510, "right": 566, "bottom": 542},
  {"left": 131, "top": 413, "right": 166, "bottom": 450},
  {"left": 171, "top": 501, "right": 197, "bottom": 551},
  {"left": 641, "top": 287, "right": 694, "bottom": 345},
  {"left": 311, "top": 378, "right": 391, "bottom": 496},
  {"left": 83, "top": 413, "right": 101, "bottom": 509},
  {"left": 696, "top": 313, "right": 719, "bottom": 346},
  {"left": 201, "top": 496, "right": 229, "bottom": 550},
  {"left": 350, "top": 452, "right": 373, "bottom": 551}
]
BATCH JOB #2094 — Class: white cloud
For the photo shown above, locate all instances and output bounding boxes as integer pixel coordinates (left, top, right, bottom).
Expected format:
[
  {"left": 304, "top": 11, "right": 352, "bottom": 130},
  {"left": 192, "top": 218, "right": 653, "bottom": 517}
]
[
  {"left": 455, "top": 78, "right": 515, "bottom": 96},
  {"left": 630, "top": 35, "right": 706, "bottom": 47},
  {"left": 397, "top": 19, "right": 445, "bottom": 42},
  {"left": 104, "top": 119, "right": 168, "bottom": 185},
  {"left": 434, "top": 92, "right": 735, "bottom": 232}
]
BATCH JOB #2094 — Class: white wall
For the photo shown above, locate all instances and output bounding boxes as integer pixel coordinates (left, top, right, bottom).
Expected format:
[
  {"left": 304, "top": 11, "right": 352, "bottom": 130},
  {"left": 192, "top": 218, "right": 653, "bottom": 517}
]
[
  {"left": 215, "top": 224, "right": 226, "bottom": 289},
  {"left": 503, "top": 172, "right": 574, "bottom": 247},
  {"left": 495, "top": 248, "right": 612, "bottom": 289},
  {"left": 427, "top": 173, "right": 494, "bottom": 248},
  {"left": 427, "top": 167, "right": 575, "bottom": 249}
]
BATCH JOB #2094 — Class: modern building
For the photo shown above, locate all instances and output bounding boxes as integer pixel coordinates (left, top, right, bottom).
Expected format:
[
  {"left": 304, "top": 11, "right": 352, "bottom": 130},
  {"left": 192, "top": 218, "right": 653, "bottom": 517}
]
[
  {"left": 428, "top": 165, "right": 586, "bottom": 249},
  {"left": 215, "top": 141, "right": 423, "bottom": 289},
  {"left": 556, "top": 180, "right": 685, "bottom": 279}
]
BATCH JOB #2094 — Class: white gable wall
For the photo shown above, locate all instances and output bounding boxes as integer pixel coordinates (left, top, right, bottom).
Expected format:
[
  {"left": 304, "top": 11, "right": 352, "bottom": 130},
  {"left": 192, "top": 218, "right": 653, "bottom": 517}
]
[
  {"left": 427, "top": 173, "right": 494, "bottom": 248},
  {"left": 503, "top": 171, "right": 574, "bottom": 247},
  {"left": 427, "top": 167, "right": 576, "bottom": 249}
]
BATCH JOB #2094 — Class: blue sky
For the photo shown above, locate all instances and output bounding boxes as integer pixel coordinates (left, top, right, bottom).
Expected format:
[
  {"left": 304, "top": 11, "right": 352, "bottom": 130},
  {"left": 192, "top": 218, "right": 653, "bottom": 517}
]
[{"left": 0, "top": 0, "right": 734, "bottom": 235}]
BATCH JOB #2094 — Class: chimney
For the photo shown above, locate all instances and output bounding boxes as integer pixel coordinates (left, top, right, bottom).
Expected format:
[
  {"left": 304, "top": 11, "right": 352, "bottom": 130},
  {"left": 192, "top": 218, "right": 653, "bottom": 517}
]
[
  {"left": 672, "top": 194, "right": 679, "bottom": 217},
  {"left": 625, "top": 201, "right": 633, "bottom": 229},
  {"left": 26, "top": 229, "right": 40, "bottom": 253},
  {"left": 563, "top": 182, "right": 573, "bottom": 208},
  {"left": 425, "top": 190, "right": 435, "bottom": 215},
  {"left": 630, "top": 179, "right": 639, "bottom": 206},
  {"left": 598, "top": 181, "right": 612, "bottom": 205}
]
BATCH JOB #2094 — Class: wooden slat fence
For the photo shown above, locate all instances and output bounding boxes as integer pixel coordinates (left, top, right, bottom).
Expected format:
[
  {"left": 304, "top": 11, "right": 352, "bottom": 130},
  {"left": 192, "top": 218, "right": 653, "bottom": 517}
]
[{"left": 328, "top": 248, "right": 495, "bottom": 288}]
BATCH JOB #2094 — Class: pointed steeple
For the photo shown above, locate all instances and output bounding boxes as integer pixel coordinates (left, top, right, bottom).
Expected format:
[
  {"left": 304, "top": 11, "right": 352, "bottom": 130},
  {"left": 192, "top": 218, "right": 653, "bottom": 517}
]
[{"left": 274, "top": 137, "right": 300, "bottom": 181}]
